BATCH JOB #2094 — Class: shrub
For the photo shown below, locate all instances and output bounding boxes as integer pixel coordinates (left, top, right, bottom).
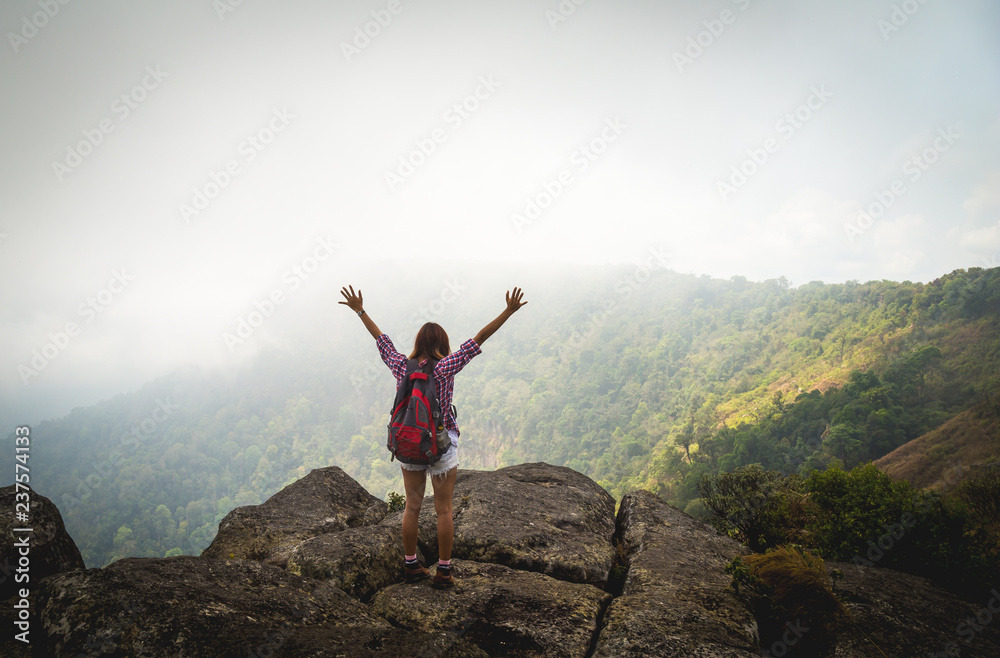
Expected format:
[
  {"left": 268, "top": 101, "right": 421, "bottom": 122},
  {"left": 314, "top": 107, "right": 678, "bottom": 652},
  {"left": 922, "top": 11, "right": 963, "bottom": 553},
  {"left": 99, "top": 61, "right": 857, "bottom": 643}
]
[
  {"left": 727, "top": 545, "right": 848, "bottom": 656},
  {"left": 804, "top": 463, "right": 919, "bottom": 561},
  {"left": 806, "top": 463, "right": 998, "bottom": 598},
  {"left": 386, "top": 491, "right": 405, "bottom": 513},
  {"left": 699, "top": 464, "right": 806, "bottom": 551},
  {"left": 955, "top": 469, "right": 1000, "bottom": 533}
]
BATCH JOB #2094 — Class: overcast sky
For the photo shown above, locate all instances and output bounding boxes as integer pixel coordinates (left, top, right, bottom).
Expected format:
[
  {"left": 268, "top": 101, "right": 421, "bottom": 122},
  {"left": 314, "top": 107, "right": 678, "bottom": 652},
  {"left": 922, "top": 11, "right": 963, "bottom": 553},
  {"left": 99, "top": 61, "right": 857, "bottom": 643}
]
[{"left": 2, "top": 0, "right": 999, "bottom": 424}]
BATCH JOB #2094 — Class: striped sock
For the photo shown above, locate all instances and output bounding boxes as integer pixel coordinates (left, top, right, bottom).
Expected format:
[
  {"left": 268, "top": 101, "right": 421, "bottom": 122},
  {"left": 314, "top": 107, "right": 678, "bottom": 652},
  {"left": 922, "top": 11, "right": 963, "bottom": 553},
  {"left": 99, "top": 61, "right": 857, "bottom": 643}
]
[
  {"left": 405, "top": 554, "right": 418, "bottom": 566},
  {"left": 438, "top": 559, "right": 451, "bottom": 570}
]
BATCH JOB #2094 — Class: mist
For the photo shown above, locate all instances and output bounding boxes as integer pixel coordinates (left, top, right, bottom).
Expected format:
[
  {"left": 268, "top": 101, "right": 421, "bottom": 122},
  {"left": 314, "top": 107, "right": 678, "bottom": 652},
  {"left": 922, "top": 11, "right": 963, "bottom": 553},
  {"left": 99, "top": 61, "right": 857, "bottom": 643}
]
[{"left": 2, "top": 0, "right": 999, "bottom": 426}]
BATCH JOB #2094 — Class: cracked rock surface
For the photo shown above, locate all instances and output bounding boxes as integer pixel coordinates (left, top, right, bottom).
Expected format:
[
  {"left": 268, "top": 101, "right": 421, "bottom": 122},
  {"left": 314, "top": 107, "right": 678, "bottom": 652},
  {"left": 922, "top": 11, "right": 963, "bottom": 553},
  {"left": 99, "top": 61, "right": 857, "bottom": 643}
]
[
  {"left": 201, "top": 465, "right": 387, "bottom": 568},
  {"left": 22, "top": 462, "right": 1000, "bottom": 656}
]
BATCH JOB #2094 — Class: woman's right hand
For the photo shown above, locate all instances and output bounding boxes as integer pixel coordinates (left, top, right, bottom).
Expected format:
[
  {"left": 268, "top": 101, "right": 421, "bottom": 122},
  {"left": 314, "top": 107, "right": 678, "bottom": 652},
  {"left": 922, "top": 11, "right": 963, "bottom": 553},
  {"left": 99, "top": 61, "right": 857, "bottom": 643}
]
[{"left": 339, "top": 285, "right": 364, "bottom": 313}]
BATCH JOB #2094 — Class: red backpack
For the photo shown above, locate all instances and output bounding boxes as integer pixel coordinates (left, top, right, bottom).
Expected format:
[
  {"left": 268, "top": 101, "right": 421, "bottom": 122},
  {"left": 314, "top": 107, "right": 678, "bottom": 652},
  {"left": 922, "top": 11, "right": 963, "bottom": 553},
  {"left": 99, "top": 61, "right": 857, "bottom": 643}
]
[{"left": 387, "top": 359, "right": 451, "bottom": 465}]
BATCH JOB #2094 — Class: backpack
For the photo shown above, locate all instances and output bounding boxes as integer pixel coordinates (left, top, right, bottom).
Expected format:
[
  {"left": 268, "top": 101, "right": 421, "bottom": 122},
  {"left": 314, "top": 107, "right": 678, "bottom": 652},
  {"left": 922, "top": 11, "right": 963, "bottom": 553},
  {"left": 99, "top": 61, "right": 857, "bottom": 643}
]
[{"left": 386, "top": 358, "right": 452, "bottom": 465}]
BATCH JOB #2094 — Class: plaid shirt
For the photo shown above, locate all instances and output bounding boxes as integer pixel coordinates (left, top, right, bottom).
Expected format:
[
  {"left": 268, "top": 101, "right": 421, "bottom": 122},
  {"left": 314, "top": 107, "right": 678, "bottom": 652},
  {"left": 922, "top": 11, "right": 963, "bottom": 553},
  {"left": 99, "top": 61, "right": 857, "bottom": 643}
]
[{"left": 376, "top": 334, "right": 482, "bottom": 437}]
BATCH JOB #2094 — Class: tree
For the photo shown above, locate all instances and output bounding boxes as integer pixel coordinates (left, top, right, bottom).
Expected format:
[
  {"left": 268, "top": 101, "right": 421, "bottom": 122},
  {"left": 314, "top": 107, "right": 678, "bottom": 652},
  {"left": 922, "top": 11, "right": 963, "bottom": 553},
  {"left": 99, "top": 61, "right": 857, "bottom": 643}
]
[
  {"left": 823, "top": 424, "right": 864, "bottom": 466},
  {"left": 698, "top": 464, "right": 801, "bottom": 552},
  {"left": 673, "top": 416, "right": 695, "bottom": 463}
]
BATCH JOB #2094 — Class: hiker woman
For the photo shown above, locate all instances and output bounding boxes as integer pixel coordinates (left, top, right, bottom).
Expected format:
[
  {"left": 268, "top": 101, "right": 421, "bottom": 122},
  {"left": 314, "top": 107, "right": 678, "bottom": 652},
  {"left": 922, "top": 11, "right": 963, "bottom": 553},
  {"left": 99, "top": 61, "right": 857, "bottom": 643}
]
[{"left": 339, "top": 285, "right": 527, "bottom": 588}]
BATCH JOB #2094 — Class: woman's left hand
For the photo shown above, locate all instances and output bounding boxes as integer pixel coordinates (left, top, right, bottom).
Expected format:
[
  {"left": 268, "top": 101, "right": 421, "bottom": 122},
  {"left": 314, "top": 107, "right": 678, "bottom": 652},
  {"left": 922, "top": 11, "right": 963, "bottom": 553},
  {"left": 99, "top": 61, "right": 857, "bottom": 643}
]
[
  {"left": 339, "top": 285, "right": 364, "bottom": 313},
  {"left": 504, "top": 287, "right": 527, "bottom": 315}
]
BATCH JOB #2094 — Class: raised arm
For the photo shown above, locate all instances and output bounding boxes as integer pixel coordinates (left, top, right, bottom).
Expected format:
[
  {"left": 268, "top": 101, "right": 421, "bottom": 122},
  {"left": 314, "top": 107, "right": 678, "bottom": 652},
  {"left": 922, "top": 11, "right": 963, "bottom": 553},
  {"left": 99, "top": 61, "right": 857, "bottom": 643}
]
[
  {"left": 474, "top": 287, "right": 527, "bottom": 346},
  {"left": 339, "top": 285, "right": 383, "bottom": 340}
]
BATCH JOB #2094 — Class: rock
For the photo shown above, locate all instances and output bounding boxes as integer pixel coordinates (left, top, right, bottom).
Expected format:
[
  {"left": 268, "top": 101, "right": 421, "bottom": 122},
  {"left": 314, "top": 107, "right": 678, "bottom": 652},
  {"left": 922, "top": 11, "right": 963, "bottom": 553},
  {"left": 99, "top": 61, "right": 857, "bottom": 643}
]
[
  {"left": 36, "top": 555, "right": 484, "bottom": 657},
  {"left": 830, "top": 562, "right": 1000, "bottom": 657},
  {"left": 0, "top": 485, "right": 85, "bottom": 657},
  {"left": 594, "top": 490, "right": 759, "bottom": 657},
  {"left": 13, "top": 463, "right": 997, "bottom": 656},
  {"left": 287, "top": 523, "right": 402, "bottom": 601},
  {"left": 417, "top": 463, "right": 616, "bottom": 587},
  {"left": 0, "top": 485, "right": 85, "bottom": 601},
  {"left": 201, "top": 466, "right": 387, "bottom": 568},
  {"left": 371, "top": 558, "right": 612, "bottom": 657}
]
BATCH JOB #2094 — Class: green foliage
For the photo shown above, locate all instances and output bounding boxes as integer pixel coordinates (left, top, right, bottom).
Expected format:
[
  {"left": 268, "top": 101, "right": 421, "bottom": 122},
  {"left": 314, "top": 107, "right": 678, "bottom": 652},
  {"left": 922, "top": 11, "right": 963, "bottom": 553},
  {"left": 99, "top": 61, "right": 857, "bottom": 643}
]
[
  {"left": 386, "top": 491, "right": 405, "bottom": 513},
  {"left": 698, "top": 465, "right": 805, "bottom": 551},
  {"left": 805, "top": 464, "right": 921, "bottom": 561},
  {"left": 953, "top": 471, "right": 1000, "bottom": 579},
  {"left": 10, "top": 265, "right": 1000, "bottom": 567},
  {"left": 955, "top": 470, "right": 1000, "bottom": 531},
  {"left": 705, "top": 463, "right": 1000, "bottom": 599},
  {"left": 805, "top": 463, "right": 999, "bottom": 597}
]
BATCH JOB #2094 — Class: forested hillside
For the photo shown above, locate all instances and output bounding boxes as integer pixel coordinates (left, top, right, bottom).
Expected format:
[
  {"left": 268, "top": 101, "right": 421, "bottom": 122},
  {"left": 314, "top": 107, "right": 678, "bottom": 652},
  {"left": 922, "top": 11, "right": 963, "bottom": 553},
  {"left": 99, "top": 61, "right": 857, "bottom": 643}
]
[{"left": 11, "top": 264, "right": 1000, "bottom": 567}]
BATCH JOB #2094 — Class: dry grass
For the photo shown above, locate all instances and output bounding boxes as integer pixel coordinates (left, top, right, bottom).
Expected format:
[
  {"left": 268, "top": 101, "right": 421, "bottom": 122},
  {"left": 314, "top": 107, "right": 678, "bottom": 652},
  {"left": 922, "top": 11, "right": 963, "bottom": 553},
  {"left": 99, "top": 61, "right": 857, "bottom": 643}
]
[{"left": 874, "top": 399, "right": 1000, "bottom": 492}]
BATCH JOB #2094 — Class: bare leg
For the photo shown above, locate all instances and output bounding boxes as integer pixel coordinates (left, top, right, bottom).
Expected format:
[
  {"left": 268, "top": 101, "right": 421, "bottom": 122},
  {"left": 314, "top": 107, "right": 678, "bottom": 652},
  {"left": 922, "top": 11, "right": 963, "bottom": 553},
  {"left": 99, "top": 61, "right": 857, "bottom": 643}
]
[
  {"left": 430, "top": 468, "right": 457, "bottom": 561},
  {"left": 401, "top": 468, "right": 427, "bottom": 556}
]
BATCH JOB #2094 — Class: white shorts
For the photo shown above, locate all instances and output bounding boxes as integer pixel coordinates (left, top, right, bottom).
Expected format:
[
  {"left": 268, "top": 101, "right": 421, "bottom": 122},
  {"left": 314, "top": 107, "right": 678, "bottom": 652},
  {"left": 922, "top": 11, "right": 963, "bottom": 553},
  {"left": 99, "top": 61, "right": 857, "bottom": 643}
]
[{"left": 400, "top": 430, "right": 458, "bottom": 477}]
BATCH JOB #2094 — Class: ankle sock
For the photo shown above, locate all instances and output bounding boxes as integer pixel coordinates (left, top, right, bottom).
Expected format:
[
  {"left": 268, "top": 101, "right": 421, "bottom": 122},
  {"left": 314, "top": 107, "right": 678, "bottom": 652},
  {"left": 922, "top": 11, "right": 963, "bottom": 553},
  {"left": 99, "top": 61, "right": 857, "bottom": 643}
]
[
  {"left": 405, "top": 554, "right": 418, "bottom": 567},
  {"left": 437, "top": 559, "right": 451, "bottom": 570}
]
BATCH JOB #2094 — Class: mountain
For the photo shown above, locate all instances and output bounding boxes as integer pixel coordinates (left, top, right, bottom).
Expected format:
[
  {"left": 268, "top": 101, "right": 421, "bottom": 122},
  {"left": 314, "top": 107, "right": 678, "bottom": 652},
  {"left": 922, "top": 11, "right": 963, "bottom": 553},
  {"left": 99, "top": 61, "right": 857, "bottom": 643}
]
[
  {"left": 5, "top": 264, "right": 999, "bottom": 567},
  {"left": 874, "top": 397, "right": 1000, "bottom": 491}
]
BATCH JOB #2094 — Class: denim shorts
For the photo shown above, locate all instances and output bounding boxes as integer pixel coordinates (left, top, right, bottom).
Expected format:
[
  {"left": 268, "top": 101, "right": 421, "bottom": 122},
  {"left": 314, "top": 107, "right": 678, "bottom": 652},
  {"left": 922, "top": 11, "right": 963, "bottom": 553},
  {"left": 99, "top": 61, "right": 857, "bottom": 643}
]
[{"left": 400, "top": 430, "right": 458, "bottom": 477}]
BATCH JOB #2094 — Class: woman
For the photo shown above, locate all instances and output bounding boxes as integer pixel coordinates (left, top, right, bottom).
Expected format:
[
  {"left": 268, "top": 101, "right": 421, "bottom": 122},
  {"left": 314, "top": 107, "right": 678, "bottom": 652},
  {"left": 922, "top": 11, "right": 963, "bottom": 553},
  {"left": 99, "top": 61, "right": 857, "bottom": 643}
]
[{"left": 339, "top": 285, "right": 526, "bottom": 588}]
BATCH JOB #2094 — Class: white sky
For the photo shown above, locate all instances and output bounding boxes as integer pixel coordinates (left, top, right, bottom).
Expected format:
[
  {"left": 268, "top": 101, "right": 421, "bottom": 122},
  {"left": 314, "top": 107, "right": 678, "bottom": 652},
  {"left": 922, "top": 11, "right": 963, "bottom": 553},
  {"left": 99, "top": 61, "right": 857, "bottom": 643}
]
[{"left": 2, "top": 0, "right": 999, "bottom": 424}]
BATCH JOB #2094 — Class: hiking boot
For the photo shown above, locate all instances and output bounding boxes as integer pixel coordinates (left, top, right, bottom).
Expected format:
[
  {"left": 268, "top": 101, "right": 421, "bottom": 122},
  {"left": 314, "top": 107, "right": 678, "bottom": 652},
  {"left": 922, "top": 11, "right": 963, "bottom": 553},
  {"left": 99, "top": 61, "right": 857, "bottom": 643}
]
[
  {"left": 432, "top": 566, "right": 454, "bottom": 589},
  {"left": 404, "top": 563, "right": 429, "bottom": 583}
]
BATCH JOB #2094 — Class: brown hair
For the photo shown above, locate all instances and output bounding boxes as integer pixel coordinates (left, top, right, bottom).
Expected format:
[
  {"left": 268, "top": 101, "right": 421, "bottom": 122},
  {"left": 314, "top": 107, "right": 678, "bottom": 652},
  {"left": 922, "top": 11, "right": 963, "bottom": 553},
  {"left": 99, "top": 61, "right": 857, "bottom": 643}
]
[{"left": 409, "top": 322, "right": 451, "bottom": 360}]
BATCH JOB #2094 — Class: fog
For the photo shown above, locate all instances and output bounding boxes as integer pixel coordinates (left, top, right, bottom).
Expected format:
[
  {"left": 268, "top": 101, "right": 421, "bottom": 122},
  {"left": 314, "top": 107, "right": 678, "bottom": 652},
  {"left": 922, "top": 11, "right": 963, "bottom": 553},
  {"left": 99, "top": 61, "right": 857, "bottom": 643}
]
[{"left": 2, "top": 0, "right": 998, "bottom": 425}]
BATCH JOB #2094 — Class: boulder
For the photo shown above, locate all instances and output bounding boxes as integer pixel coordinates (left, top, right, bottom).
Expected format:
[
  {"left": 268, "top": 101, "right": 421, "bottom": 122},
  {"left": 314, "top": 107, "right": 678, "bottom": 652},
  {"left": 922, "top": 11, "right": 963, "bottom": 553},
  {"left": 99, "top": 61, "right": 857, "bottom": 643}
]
[
  {"left": 371, "top": 558, "right": 612, "bottom": 657},
  {"left": 594, "top": 490, "right": 759, "bottom": 656},
  {"left": 36, "top": 555, "right": 484, "bottom": 657},
  {"left": 830, "top": 562, "right": 1000, "bottom": 657},
  {"left": 416, "top": 463, "right": 616, "bottom": 587},
  {"left": 0, "top": 485, "right": 85, "bottom": 601},
  {"left": 287, "top": 523, "right": 402, "bottom": 601},
  {"left": 201, "top": 466, "right": 387, "bottom": 567},
  {"left": 0, "top": 486, "right": 84, "bottom": 658}
]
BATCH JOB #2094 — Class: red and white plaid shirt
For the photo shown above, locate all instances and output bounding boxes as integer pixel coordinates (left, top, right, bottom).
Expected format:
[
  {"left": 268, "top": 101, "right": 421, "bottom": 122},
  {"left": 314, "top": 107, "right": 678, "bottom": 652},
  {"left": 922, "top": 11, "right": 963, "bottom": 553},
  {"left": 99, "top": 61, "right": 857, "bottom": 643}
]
[{"left": 376, "top": 333, "right": 482, "bottom": 437}]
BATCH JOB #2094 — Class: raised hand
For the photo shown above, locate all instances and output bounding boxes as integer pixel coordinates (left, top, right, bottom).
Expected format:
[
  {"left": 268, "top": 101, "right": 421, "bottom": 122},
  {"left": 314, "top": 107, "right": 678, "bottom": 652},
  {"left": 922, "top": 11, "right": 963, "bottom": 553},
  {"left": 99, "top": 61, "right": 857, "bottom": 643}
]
[
  {"left": 339, "top": 285, "right": 364, "bottom": 313},
  {"left": 504, "top": 287, "right": 527, "bottom": 315},
  {"left": 475, "top": 288, "right": 526, "bottom": 346}
]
